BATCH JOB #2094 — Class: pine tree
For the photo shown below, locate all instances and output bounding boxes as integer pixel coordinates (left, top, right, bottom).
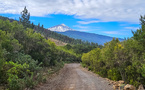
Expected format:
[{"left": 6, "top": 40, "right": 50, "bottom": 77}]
[
  {"left": 132, "top": 15, "right": 145, "bottom": 48},
  {"left": 38, "top": 23, "right": 40, "bottom": 28},
  {"left": 140, "top": 15, "right": 145, "bottom": 25},
  {"left": 19, "top": 6, "right": 30, "bottom": 28},
  {"left": 31, "top": 22, "right": 34, "bottom": 29},
  {"left": 41, "top": 25, "right": 44, "bottom": 28}
]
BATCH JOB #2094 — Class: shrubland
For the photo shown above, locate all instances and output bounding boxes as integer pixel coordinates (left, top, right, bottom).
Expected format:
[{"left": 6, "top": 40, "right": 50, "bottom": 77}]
[
  {"left": 0, "top": 7, "right": 100, "bottom": 89},
  {"left": 81, "top": 15, "right": 145, "bottom": 87},
  {"left": 0, "top": 19, "right": 81, "bottom": 90}
]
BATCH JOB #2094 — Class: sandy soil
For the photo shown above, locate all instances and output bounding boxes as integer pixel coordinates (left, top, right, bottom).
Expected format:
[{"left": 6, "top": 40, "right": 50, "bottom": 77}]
[{"left": 34, "top": 63, "right": 113, "bottom": 90}]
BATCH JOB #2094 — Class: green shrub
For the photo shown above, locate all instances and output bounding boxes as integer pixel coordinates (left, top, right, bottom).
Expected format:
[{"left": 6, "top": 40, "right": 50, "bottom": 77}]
[
  {"left": 12, "top": 53, "right": 42, "bottom": 73},
  {"left": 88, "top": 66, "right": 93, "bottom": 71},
  {"left": 1, "top": 61, "right": 30, "bottom": 89},
  {"left": 24, "top": 73, "right": 36, "bottom": 89},
  {"left": 81, "top": 63, "right": 87, "bottom": 67},
  {"left": 36, "top": 73, "right": 43, "bottom": 83},
  {"left": 107, "top": 68, "right": 121, "bottom": 81},
  {"left": 8, "top": 75, "right": 25, "bottom": 90},
  {"left": 5, "top": 61, "right": 30, "bottom": 78}
]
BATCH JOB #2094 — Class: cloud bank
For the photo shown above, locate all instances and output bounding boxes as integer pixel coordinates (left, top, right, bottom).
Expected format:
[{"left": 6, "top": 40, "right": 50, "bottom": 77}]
[{"left": 0, "top": 0, "right": 145, "bottom": 23}]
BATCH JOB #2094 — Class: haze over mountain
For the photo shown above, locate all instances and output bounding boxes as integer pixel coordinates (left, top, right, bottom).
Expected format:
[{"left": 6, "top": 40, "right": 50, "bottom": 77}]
[{"left": 48, "top": 24, "right": 124, "bottom": 45}]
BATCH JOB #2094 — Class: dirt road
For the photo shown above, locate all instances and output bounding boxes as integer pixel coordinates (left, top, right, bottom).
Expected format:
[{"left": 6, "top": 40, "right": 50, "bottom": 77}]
[{"left": 35, "top": 63, "right": 113, "bottom": 90}]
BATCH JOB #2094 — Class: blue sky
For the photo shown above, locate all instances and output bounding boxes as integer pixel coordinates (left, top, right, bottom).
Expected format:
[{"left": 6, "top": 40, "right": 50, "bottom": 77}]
[{"left": 0, "top": 0, "right": 145, "bottom": 39}]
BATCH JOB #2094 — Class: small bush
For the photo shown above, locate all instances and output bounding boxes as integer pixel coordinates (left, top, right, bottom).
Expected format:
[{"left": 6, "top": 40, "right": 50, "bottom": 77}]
[
  {"left": 36, "top": 73, "right": 43, "bottom": 83},
  {"left": 81, "top": 63, "right": 87, "bottom": 67},
  {"left": 24, "top": 73, "right": 37, "bottom": 89},
  {"left": 88, "top": 66, "right": 92, "bottom": 71},
  {"left": 42, "top": 77, "right": 47, "bottom": 83},
  {"left": 8, "top": 75, "right": 25, "bottom": 90},
  {"left": 107, "top": 68, "right": 121, "bottom": 81},
  {"left": 12, "top": 53, "right": 42, "bottom": 73}
]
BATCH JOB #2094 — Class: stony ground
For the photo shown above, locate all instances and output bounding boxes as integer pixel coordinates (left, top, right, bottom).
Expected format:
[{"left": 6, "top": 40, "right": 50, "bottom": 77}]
[{"left": 34, "top": 63, "right": 113, "bottom": 90}]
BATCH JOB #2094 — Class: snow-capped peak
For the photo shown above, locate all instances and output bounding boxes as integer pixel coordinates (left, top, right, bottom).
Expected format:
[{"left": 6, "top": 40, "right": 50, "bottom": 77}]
[
  {"left": 61, "top": 24, "right": 66, "bottom": 26},
  {"left": 48, "top": 24, "right": 74, "bottom": 32}
]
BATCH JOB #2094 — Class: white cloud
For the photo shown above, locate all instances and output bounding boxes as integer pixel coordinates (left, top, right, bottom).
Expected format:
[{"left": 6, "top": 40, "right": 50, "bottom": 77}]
[
  {"left": 103, "top": 31, "right": 128, "bottom": 35},
  {"left": 0, "top": 0, "right": 145, "bottom": 23},
  {"left": 73, "top": 25, "right": 88, "bottom": 29},
  {"left": 77, "top": 20, "right": 100, "bottom": 24},
  {"left": 78, "top": 29, "right": 90, "bottom": 32},
  {"left": 73, "top": 25, "right": 101, "bottom": 32},
  {"left": 103, "top": 31, "right": 120, "bottom": 35},
  {"left": 124, "top": 27, "right": 139, "bottom": 31}
]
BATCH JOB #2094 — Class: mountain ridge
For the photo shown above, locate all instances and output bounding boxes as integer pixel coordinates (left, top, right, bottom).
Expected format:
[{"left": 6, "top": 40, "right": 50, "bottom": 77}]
[
  {"left": 48, "top": 24, "right": 124, "bottom": 45},
  {"left": 57, "top": 31, "right": 124, "bottom": 45}
]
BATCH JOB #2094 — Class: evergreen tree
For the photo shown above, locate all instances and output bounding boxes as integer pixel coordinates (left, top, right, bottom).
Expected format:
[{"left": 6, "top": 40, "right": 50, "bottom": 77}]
[
  {"left": 38, "top": 23, "right": 40, "bottom": 28},
  {"left": 132, "top": 15, "right": 145, "bottom": 49},
  {"left": 140, "top": 15, "right": 145, "bottom": 25},
  {"left": 31, "top": 22, "right": 34, "bottom": 29},
  {"left": 19, "top": 6, "right": 30, "bottom": 28},
  {"left": 41, "top": 24, "right": 44, "bottom": 28}
]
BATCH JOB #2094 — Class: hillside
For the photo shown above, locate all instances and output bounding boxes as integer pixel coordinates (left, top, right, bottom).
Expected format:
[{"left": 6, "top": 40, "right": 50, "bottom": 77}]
[
  {"left": 48, "top": 24, "right": 124, "bottom": 45},
  {"left": 0, "top": 17, "right": 81, "bottom": 90},
  {"left": 57, "top": 31, "right": 124, "bottom": 45},
  {"left": 48, "top": 38, "right": 67, "bottom": 46},
  {"left": 34, "top": 27, "right": 101, "bottom": 48},
  {"left": 0, "top": 16, "right": 100, "bottom": 47}
]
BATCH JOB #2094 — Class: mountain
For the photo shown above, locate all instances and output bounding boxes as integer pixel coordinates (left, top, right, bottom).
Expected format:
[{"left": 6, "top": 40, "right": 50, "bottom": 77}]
[
  {"left": 48, "top": 24, "right": 74, "bottom": 32},
  {"left": 48, "top": 24, "right": 124, "bottom": 45},
  {"left": 57, "top": 31, "right": 124, "bottom": 45}
]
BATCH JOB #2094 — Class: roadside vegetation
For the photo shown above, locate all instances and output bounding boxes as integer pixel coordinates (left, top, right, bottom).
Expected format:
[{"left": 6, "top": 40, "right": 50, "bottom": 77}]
[
  {"left": 0, "top": 7, "right": 74, "bottom": 90},
  {"left": 0, "top": 7, "right": 100, "bottom": 90},
  {"left": 82, "top": 15, "right": 145, "bottom": 87},
  {"left": 0, "top": 17, "right": 67, "bottom": 90}
]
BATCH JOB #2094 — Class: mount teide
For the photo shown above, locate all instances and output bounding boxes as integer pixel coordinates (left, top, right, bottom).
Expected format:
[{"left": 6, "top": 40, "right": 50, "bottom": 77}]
[
  {"left": 48, "top": 24, "right": 74, "bottom": 32},
  {"left": 48, "top": 24, "right": 124, "bottom": 45}
]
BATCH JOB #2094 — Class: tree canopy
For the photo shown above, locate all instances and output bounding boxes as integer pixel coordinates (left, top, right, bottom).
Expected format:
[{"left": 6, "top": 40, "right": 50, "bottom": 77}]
[{"left": 19, "top": 6, "right": 30, "bottom": 28}]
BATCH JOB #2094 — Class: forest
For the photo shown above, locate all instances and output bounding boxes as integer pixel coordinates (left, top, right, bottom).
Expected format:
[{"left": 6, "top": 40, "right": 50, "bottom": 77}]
[{"left": 82, "top": 15, "right": 145, "bottom": 87}]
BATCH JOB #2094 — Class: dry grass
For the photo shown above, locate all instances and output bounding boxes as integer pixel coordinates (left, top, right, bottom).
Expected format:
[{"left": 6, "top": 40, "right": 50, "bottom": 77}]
[{"left": 49, "top": 38, "right": 67, "bottom": 46}]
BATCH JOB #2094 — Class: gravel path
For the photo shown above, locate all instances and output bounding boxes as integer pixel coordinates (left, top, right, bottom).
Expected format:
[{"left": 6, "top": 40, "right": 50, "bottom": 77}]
[{"left": 34, "top": 63, "right": 113, "bottom": 90}]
